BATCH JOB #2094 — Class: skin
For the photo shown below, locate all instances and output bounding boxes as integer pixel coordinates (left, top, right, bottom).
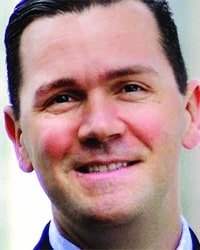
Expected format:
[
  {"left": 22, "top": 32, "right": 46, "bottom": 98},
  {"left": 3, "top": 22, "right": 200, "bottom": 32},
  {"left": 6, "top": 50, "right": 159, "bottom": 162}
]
[{"left": 4, "top": 0, "right": 200, "bottom": 249}]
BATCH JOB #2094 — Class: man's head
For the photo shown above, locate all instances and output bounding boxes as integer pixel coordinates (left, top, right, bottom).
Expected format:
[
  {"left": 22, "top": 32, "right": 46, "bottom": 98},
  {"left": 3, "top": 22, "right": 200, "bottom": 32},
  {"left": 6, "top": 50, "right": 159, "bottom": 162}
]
[
  {"left": 4, "top": 0, "right": 200, "bottom": 248},
  {"left": 5, "top": 0, "right": 187, "bottom": 121}
]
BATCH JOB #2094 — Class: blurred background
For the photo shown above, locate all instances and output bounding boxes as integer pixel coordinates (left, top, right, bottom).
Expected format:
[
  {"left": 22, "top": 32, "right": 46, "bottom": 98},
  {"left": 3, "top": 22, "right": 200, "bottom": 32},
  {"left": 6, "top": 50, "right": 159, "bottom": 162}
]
[{"left": 0, "top": 1, "right": 200, "bottom": 249}]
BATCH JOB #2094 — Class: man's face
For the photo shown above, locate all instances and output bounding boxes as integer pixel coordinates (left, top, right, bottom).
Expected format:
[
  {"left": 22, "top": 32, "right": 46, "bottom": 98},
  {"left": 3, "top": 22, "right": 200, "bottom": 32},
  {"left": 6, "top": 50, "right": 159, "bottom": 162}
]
[{"left": 14, "top": 1, "right": 191, "bottom": 226}]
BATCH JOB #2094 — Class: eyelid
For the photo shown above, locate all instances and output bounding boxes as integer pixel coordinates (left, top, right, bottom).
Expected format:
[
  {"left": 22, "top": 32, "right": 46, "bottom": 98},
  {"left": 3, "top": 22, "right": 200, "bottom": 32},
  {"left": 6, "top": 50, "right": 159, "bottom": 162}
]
[
  {"left": 44, "top": 90, "right": 85, "bottom": 107},
  {"left": 115, "top": 80, "right": 148, "bottom": 93},
  {"left": 48, "top": 93, "right": 74, "bottom": 105},
  {"left": 124, "top": 82, "right": 146, "bottom": 89}
]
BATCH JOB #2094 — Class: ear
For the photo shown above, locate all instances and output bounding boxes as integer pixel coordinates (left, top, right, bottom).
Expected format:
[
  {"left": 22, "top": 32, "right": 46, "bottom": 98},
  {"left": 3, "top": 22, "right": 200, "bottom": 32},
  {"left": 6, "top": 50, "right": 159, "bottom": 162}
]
[
  {"left": 4, "top": 106, "right": 34, "bottom": 173},
  {"left": 182, "top": 79, "right": 200, "bottom": 149}
]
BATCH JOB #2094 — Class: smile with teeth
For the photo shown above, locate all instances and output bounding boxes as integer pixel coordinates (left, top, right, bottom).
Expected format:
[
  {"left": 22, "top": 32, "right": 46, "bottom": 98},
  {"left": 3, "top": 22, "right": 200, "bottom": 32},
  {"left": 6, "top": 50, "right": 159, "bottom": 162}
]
[{"left": 78, "top": 161, "right": 138, "bottom": 174}]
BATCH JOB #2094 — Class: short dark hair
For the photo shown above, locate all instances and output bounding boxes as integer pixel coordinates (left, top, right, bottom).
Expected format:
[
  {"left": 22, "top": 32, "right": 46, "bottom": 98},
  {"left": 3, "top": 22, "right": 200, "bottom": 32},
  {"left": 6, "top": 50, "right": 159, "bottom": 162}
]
[{"left": 4, "top": 0, "right": 188, "bottom": 120}]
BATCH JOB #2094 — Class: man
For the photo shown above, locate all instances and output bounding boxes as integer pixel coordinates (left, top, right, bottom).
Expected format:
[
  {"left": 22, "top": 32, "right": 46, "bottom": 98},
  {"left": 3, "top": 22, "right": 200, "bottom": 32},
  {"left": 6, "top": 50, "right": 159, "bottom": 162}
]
[{"left": 4, "top": 0, "right": 200, "bottom": 249}]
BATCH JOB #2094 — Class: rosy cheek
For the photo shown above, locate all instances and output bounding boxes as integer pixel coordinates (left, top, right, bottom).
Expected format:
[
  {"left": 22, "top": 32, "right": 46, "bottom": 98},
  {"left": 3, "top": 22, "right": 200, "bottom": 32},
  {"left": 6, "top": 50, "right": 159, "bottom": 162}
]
[
  {"left": 36, "top": 122, "right": 76, "bottom": 162},
  {"left": 124, "top": 107, "right": 165, "bottom": 146}
]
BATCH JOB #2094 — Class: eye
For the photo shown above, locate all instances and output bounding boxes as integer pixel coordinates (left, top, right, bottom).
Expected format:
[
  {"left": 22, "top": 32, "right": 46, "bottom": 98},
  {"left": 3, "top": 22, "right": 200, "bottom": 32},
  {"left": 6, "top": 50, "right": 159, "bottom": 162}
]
[
  {"left": 121, "top": 83, "right": 145, "bottom": 93},
  {"left": 52, "top": 94, "right": 73, "bottom": 104},
  {"left": 45, "top": 93, "right": 76, "bottom": 109},
  {"left": 43, "top": 93, "right": 79, "bottom": 114},
  {"left": 116, "top": 81, "right": 150, "bottom": 102}
]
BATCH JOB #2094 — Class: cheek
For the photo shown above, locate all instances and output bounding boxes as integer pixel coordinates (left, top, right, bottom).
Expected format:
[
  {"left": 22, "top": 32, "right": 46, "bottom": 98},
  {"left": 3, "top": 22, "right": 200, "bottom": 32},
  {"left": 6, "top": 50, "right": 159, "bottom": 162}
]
[
  {"left": 124, "top": 106, "right": 182, "bottom": 188},
  {"left": 123, "top": 104, "right": 184, "bottom": 149},
  {"left": 126, "top": 108, "right": 165, "bottom": 145},
  {"left": 29, "top": 118, "right": 78, "bottom": 163}
]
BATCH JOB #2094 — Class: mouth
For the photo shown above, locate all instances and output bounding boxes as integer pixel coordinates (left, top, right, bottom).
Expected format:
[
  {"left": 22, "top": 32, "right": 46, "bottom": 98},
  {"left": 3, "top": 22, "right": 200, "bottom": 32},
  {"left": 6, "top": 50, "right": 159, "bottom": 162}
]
[{"left": 77, "top": 161, "right": 140, "bottom": 174}]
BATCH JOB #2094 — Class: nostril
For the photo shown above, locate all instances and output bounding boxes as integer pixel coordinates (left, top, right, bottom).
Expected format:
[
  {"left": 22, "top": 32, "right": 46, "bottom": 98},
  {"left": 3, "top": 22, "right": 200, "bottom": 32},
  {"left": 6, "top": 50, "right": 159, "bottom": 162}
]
[
  {"left": 80, "top": 133, "right": 123, "bottom": 149},
  {"left": 81, "top": 137, "right": 102, "bottom": 148}
]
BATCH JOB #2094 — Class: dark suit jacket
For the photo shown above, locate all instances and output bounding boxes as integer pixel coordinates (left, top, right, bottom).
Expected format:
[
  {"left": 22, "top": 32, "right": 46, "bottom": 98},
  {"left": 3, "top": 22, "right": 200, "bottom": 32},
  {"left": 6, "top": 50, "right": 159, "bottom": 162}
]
[
  {"left": 33, "top": 222, "right": 52, "bottom": 250},
  {"left": 190, "top": 228, "right": 200, "bottom": 250},
  {"left": 33, "top": 223, "right": 200, "bottom": 250}
]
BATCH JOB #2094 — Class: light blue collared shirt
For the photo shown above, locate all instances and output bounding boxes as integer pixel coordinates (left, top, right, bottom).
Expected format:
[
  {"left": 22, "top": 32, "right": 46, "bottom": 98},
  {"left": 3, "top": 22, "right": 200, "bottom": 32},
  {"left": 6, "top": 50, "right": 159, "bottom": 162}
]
[
  {"left": 177, "top": 216, "right": 192, "bottom": 250},
  {"left": 49, "top": 216, "right": 192, "bottom": 250},
  {"left": 49, "top": 220, "right": 81, "bottom": 250}
]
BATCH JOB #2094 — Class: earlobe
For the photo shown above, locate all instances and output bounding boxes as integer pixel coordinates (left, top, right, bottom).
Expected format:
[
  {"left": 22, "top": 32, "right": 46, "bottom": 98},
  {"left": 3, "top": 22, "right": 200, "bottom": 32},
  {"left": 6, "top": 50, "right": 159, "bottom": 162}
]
[
  {"left": 182, "top": 79, "right": 200, "bottom": 149},
  {"left": 4, "top": 106, "right": 34, "bottom": 173}
]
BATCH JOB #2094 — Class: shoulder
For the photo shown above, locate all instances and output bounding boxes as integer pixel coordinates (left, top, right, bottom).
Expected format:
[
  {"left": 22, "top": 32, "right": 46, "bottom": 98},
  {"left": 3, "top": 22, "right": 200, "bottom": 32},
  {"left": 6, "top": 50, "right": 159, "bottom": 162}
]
[{"left": 33, "top": 222, "right": 53, "bottom": 250}]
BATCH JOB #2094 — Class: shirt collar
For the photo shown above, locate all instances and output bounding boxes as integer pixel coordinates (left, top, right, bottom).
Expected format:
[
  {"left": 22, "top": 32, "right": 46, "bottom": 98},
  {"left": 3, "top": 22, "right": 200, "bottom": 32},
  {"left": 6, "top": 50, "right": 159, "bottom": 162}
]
[
  {"left": 49, "top": 216, "right": 192, "bottom": 250},
  {"left": 177, "top": 215, "right": 193, "bottom": 250},
  {"left": 49, "top": 219, "right": 80, "bottom": 250}
]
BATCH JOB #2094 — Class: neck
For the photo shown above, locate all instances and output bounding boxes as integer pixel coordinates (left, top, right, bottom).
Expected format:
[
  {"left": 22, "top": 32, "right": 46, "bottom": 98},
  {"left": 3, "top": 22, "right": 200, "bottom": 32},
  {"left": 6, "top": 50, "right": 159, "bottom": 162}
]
[
  {"left": 83, "top": 214, "right": 181, "bottom": 249},
  {"left": 54, "top": 205, "right": 182, "bottom": 249},
  {"left": 53, "top": 181, "right": 182, "bottom": 249}
]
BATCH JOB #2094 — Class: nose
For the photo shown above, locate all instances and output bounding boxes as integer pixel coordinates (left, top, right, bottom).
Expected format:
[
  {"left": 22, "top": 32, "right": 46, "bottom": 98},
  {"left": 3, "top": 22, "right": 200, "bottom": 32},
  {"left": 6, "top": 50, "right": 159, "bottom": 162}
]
[{"left": 78, "top": 97, "right": 125, "bottom": 146}]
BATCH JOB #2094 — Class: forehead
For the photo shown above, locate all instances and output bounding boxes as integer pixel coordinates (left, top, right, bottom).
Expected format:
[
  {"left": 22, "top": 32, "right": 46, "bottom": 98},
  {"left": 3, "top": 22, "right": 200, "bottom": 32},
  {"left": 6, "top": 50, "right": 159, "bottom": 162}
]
[
  {"left": 20, "top": 0, "right": 159, "bottom": 55},
  {"left": 19, "top": 0, "right": 170, "bottom": 86},
  {"left": 22, "top": 1, "right": 158, "bottom": 57}
]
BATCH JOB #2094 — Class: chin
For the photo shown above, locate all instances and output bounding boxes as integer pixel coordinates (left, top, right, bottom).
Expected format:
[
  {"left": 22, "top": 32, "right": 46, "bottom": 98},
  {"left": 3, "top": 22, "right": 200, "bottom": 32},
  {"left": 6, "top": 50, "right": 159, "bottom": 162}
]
[{"left": 78, "top": 203, "right": 138, "bottom": 227}]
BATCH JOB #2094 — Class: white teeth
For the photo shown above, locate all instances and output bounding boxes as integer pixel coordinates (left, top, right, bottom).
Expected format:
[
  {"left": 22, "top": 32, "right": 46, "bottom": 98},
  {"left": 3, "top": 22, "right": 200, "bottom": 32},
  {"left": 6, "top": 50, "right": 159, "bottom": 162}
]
[
  {"left": 100, "top": 165, "right": 107, "bottom": 172},
  {"left": 122, "top": 162, "right": 128, "bottom": 167},
  {"left": 108, "top": 163, "right": 117, "bottom": 171},
  {"left": 94, "top": 166, "right": 99, "bottom": 172},
  {"left": 88, "top": 162, "right": 129, "bottom": 173}
]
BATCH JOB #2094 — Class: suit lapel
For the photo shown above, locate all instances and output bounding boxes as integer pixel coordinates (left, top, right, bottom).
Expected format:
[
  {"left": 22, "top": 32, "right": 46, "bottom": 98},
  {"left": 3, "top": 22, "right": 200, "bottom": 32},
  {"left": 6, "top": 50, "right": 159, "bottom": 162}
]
[
  {"left": 33, "top": 222, "right": 52, "bottom": 250},
  {"left": 189, "top": 228, "right": 200, "bottom": 250}
]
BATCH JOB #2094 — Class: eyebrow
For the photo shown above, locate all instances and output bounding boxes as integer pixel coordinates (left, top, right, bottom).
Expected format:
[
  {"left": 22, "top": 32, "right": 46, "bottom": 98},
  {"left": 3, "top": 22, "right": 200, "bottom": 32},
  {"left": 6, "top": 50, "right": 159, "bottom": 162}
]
[
  {"left": 34, "top": 65, "right": 158, "bottom": 99},
  {"left": 102, "top": 65, "right": 158, "bottom": 81},
  {"left": 35, "top": 78, "right": 77, "bottom": 100}
]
